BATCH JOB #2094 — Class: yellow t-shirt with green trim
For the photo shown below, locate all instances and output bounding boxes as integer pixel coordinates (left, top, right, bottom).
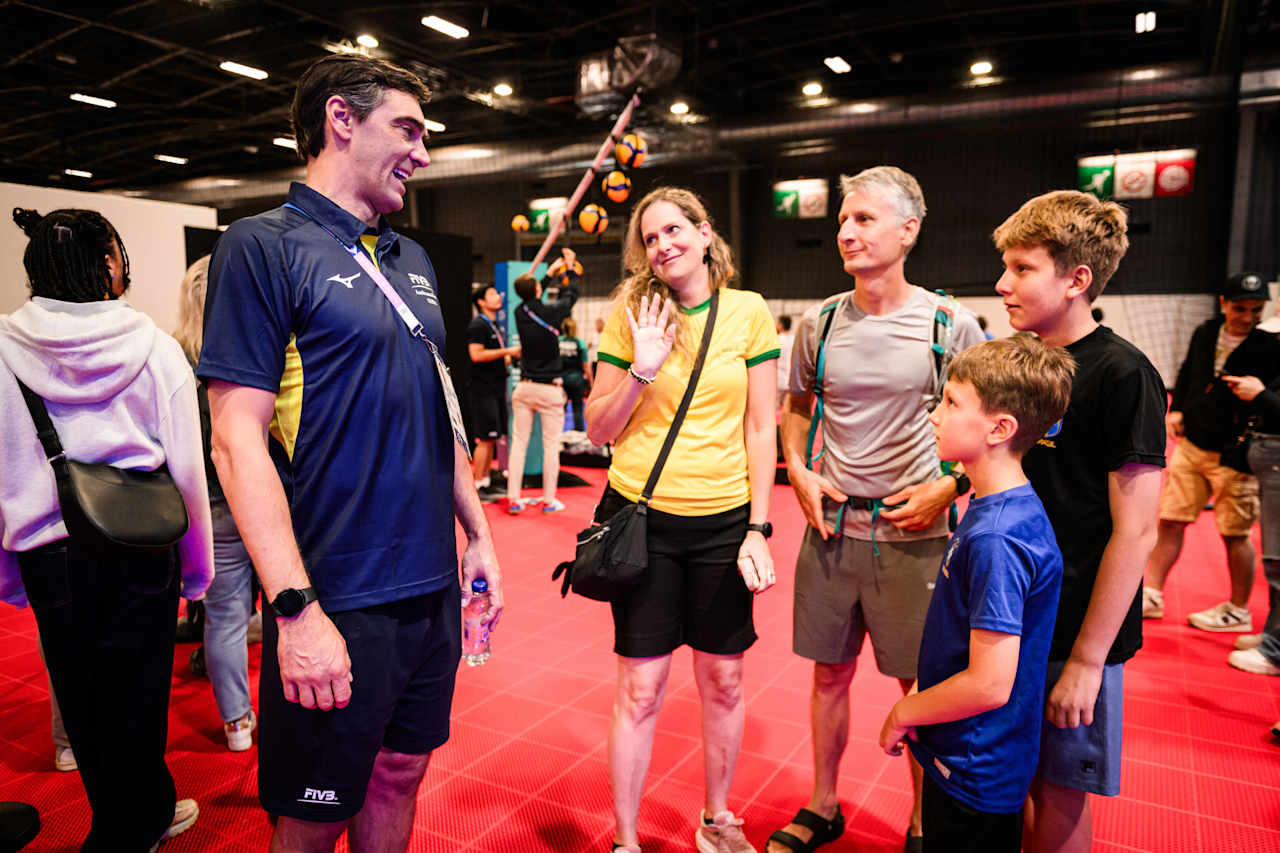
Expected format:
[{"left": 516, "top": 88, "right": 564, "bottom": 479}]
[{"left": 597, "top": 287, "right": 780, "bottom": 515}]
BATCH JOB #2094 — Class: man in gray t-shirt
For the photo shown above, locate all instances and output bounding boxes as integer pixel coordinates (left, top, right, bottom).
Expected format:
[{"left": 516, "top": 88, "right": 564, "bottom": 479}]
[{"left": 770, "top": 166, "right": 981, "bottom": 853}]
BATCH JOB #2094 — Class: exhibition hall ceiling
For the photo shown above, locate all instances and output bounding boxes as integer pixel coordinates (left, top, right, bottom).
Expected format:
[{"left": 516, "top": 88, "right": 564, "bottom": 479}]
[{"left": 1, "top": 0, "right": 1276, "bottom": 190}]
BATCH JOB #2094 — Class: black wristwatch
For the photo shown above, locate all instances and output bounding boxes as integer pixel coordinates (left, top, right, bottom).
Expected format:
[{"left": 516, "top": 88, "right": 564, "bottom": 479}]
[
  {"left": 947, "top": 471, "right": 972, "bottom": 497},
  {"left": 746, "top": 522, "right": 773, "bottom": 539},
  {"left": 272, "top": 586, "right": 317, "bottom": 618}
]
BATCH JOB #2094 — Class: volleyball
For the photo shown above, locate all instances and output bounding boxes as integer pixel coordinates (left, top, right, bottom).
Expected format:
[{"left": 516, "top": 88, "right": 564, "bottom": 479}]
[
  {"left": 614, "top": 133, "right": 647, "bottom": 168},
  {"left": 602, "top": 170, "right": 631, "bottom": 203},
  {"left": 510, "top": 214, "right": 530, "bottom": 232},
  {"left": 578, "top": 204, "right": 608, "bottom": 234}
]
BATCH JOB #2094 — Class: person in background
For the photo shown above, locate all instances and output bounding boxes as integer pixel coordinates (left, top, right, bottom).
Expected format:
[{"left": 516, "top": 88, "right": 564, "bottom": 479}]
[
  {"left": 174, "top": 255, "right": 258, "bottom": 752},
  {"left": 776, "top": 314, "right": 794, "bottom": 411},
  {"left": 588, "top": 186, "right": 779, "bottom": 853},
  {"left": 977, "top": 315, "right": 996, "bottom": 341},
  {"left": 0, "top": 207, "right": 212, "bottom": 850},
  {"left": 560, "top": 317, "right": 591, "bottom": 431},
  {"left": 468, "top": 283, "right": 520, "bottom": 502},
  {"left": 507, "top": 247, "right": 580, "bottom": 514}
]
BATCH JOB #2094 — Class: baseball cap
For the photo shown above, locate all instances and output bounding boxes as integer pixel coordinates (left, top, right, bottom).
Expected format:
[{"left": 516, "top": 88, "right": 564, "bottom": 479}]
[{"left": 1221, "top": 272, "right": 1267, "bottom": 301}]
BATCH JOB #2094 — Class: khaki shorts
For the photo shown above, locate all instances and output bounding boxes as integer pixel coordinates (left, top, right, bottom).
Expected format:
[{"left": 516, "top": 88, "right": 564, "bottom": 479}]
[
  {"left": 793, "top": 527, "right": 944, "bottom": 679},
  {"left": 1158, "top": 438, "right": 1259, "bottom": 535}
]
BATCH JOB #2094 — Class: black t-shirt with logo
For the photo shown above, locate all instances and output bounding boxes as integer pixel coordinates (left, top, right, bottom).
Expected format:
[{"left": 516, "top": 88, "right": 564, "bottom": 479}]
[
  {"left": 467, "top": 314, "right": 507, "bottom": 390},
  {"left": 1022, "top": 326, "right": 1167, "bottom": 664}
]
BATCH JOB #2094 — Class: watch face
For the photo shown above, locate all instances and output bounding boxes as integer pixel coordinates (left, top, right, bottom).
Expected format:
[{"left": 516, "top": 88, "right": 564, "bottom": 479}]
[{"left": 274, "top": 588, "right": 304, "bottom": 617}]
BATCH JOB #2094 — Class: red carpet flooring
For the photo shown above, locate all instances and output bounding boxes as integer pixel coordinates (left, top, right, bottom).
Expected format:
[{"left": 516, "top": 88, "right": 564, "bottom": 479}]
[{"left": 2, "top": 465, "right": 1279, "bottom": 852}]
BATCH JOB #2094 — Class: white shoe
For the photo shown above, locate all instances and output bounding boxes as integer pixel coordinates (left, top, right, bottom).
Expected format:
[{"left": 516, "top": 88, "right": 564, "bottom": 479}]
[
  {"left": 1142, "top": 587, "right": 1164, "bottom": 619},
  {"left": 1236, "top": 633, "right": 1263, "bottom": 651},
  {"left": 541, "top": 498, "right": 566, "bottom": 513},
  {"left": 54, "top": 745, "right": 76, "bottom": 772},
  {"left": 696, "top": 810, "right": 756, "bottom": 853},
  {"left": 1188, "top": 601, "right": 1252, "bottom": 633},
  {"left": 1227, "top": 648, "right": 1280, "bottom": 676},
  {"left": 149, "top": 799, "right": 198, "bottom": 851},
  {"left": 224, "top": 710, "right": 255, "bottom": 752}
]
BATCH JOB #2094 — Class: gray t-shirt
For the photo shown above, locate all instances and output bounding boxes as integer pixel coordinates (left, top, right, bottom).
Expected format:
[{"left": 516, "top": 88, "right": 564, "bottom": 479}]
[{"left": 789, "top": 286, "right": 984, "bottom": 541}]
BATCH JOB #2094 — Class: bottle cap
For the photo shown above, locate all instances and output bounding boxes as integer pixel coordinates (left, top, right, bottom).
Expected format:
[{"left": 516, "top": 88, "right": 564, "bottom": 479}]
[{"left": 470, "top": 578, "right": 488, "bottom": 593}]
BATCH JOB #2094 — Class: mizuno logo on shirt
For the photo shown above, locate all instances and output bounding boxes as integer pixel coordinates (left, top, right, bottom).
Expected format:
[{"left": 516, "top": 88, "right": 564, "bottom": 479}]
[{"left": 327, "top": 272, "right": 360, "bottom": 289}]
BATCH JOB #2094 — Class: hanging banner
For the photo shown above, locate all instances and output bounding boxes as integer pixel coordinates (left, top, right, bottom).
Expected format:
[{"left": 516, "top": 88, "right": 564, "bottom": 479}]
[{"left": 1077, "top": 149, "right": 1196, "bottom": 202}]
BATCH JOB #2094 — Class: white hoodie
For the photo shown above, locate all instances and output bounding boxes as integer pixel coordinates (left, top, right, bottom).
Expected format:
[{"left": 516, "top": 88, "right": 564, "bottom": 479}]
[{"left": 0, "top": 297, "right": 213, "bottom": 607}]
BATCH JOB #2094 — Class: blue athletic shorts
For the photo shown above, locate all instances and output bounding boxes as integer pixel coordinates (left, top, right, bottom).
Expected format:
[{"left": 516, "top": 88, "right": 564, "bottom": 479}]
[{"left": 1036, "top": 660, "right": 1124, "bottom": 796}]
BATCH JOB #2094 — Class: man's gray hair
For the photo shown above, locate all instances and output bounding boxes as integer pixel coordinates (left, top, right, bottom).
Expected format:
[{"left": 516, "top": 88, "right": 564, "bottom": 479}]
[{"left": 839, "top": 166, "right": 927, "bottom": 226}]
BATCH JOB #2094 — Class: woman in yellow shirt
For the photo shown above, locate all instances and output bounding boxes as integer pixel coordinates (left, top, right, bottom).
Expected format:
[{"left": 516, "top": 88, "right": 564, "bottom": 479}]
[{"left": 587, "top": 187, "right": 779, "bottom": 853}]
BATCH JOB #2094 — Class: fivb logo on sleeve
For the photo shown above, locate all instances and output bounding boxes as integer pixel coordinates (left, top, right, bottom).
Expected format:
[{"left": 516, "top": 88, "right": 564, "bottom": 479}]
[{"left": 408, "top": 272, "right": 438, "bottom": 305}]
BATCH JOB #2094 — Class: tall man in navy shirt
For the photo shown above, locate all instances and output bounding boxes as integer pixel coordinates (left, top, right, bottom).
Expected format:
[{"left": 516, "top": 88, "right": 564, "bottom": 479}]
[{"left": 199, "top": 54, "right": 504, "bottom": 853}]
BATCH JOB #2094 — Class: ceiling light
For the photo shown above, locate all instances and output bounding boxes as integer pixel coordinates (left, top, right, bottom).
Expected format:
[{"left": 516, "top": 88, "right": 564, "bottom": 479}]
[
  {"left": 421, "top": 15, "right": 469, "bottom": 39},
  {"left": 670, "top": 101, "right": 690, "bottom": 115},
  {"left": 493, "top": 82, "right": 513, "bottom": 96},
  {"left": 69, "top": 93, "right": 116, "bottom": 109},
  {"left": 802, "top": 82, "right": 823, "bottom": 97},
  {"left": 1127, "top": 68, "right": 1162, "bottom": 81},
  {"left": 824, "top": 56, "right": 851, "bottom": 74},
  {"left": 970, "top": 60, "right": 993, "bottom": 76},
  {"left": 850, "top": 102, "right": 879, "bottom": 114},
  {"left": 356, "top": 34, "right": 379, "bottom": 48},
  {"left": 64, "top": 169, "right": 93, "bottom": 178},
  {"left": 1135, "top": 11, "right": 1156, "bottom": 33},
  {"left": 424, "top": 119, "right": 446, "bottom": 132},
  {"left": 153, "top": 154, "right": 188, "bottom": 165},
  {"left": 273, "top": 137, "right": 298, "bottom": 150},
  {"left": 220, "top": 60, "right": 268, "bottom": 80}
]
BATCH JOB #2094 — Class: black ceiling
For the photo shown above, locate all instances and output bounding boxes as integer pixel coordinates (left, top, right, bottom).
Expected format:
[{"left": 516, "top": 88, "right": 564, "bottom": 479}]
[{"left": 1, "top": 0, "right": 1276, "bottom": 191}]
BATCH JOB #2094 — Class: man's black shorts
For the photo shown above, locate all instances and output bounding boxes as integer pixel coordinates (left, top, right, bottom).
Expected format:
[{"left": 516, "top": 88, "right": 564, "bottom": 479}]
[
  {"left": 469, "top": 384, "right": 507, "bottom": 441},
  {"left": 258, "top": 584, "right": 461, "bottom": 822}
]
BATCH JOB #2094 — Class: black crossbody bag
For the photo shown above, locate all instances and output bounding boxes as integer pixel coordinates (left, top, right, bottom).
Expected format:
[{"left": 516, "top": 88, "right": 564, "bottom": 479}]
[
  {"left": 553, "top": 290, "right": 719, "bottom": 601},
  {"left": 16, "top": 379, "right": 189, "bottom": 554}
]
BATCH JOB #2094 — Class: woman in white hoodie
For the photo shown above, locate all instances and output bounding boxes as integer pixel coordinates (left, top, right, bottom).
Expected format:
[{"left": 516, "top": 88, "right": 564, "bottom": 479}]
[{"left": 0, "top": 208, "right": 213, "bottom": 852}]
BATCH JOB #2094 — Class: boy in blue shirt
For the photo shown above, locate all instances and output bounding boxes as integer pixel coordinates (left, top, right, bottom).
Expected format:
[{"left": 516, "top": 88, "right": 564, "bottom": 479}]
[{"left": 880, "top": 335, "right": 1075, "bottom": 851}]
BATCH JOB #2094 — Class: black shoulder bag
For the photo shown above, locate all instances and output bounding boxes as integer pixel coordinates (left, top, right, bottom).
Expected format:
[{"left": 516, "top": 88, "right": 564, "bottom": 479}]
[
  {"left": 553, "top": 289, "right": 720, "bottom": 601},
  {"left": 16, "top": 379, "right": 189, "bottom": 554}
]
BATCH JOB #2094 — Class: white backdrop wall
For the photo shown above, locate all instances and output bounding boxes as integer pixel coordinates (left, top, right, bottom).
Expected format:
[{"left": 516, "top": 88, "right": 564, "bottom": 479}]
[{"left": 1, "top": 182, "right": 218, "bottom": 333}]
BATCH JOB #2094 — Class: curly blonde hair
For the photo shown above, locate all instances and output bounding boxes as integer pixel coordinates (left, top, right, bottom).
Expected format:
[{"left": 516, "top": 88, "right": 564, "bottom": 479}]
[
  {"left": 173, "top": 255, "right": 210, "bottom": 362},
  {"left": 612, "top": 187, "right": 737, "bottom": 358}
]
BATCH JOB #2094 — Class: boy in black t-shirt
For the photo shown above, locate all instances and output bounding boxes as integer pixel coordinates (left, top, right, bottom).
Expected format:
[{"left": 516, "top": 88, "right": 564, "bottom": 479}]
[{"left": 992, "top": 191, "right": 1166, "bottom": 853}]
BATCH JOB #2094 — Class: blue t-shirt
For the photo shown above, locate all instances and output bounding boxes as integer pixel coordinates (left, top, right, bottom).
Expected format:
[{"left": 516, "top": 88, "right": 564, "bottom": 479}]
[
  {"left": 908, "top": 483, "right": 1063, "bottom": 813},
  {"left": 198, "top": 182, "right": 457, "bottom": 612}
]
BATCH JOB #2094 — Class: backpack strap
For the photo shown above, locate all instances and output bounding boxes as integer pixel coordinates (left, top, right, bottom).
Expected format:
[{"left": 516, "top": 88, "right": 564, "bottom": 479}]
[
  {"left": 805, "top": 292, "right": 847, "bottom": 470},
  {"left": 929, "top": 289, "right": 959, "bottom": 412}
]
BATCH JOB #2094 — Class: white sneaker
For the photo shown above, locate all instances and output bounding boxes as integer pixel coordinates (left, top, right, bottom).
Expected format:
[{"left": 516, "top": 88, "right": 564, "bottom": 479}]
[
  {"left": 1188, "top": 601, "right": 1252, "bottom": 633},
  {"left": 149, "top": 799, "right": 198, "bottom": 851},
  {"left": 696, "top": 810, "right": 756, "bottom": 853},
  {"left": 1142, "top": 587, "right": 1164, "bottom": 619},
  {"left": 224, "top": 710, "right": 255, "bottom": 752},
  {"left": 54, "top": 745, "right": 77, "bottom": 772},
  {"left": 541, "top": 498, "right": 566, "bottom": 513},
  {"left": 1236, "top": 633, "right": 1263, "bottom": 651},
  {"left": 1227, "top": 648, "right": 1280, "bottom": 676}
]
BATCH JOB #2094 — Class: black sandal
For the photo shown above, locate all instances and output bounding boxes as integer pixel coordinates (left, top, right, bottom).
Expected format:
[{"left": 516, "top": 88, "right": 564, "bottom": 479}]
[{"left": 767, "top": 804, "right": 845, "bottom": 853}]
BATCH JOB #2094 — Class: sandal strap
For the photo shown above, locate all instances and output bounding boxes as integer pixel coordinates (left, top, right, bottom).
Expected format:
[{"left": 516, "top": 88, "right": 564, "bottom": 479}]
[
  {"left": 766, "top": 829, "right": 809, "bottom": 853},
  {"left": 792, "top": 804, "right": 843, "bottom": 835}
]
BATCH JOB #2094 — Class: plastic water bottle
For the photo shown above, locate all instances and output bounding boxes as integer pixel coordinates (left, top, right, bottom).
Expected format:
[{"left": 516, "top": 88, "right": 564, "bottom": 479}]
[{"left": 462, "top": 578, "right": 491, "bottom": 666}]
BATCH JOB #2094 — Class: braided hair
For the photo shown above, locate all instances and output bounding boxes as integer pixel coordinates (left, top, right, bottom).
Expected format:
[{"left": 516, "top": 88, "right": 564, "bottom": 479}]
[{"left": 11, "top": 207, "right": 130, "bottom": 302}]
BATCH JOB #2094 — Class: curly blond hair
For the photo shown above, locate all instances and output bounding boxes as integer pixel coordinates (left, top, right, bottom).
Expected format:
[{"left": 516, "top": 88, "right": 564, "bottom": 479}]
[
  {"left": 173, "top": 255, "right": 210, "bottom": 362},
  {"left": 612, "top": 187, "right": 737, "bottom": 358}
]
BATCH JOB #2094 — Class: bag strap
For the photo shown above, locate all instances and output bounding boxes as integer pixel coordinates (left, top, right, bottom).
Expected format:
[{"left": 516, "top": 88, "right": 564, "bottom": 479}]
[
  {"left": 805, "top": 293, "right": 844, "bottom": 470},
  {"left": 14, "top": 378, "right": 65, "bottom": 462},
  {"left": 637, "top": 288, "right": 720, "bottom": 510}
]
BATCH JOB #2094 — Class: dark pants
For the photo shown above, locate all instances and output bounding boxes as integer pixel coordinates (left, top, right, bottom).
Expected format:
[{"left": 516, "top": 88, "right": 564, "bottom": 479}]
[
  {"left": 564, "top": 377, "right": 586, "bottom": 431},
  {"left": 922, "top": 772, "right": 1022, "bottom": 853},
  {"left": 19, "top": 540, "right": 180, "bottom": 852}
]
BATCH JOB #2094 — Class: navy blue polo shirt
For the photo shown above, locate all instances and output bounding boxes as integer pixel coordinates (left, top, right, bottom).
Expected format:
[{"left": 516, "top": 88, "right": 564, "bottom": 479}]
[{"left": 199, "top": 182, "right": 456, "bottom": 612}]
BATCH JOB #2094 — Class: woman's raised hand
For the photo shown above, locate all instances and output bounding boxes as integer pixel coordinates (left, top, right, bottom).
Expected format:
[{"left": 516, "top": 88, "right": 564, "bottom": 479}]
[{"left": 626, "top": 292, "right": 677, "bottom": 379}]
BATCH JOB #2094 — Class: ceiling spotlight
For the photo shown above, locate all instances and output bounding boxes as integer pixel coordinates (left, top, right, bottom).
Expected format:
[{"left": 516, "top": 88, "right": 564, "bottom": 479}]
[
  {"left": 1135, "top": 11, "right": 1156, "bottom": 33},
  {"left": 823, "top": 56, "right": 851, "bottom": 74},
  {"left": 220, "top": 60, "right": 268, "bottom": 80},
  {"left": 493, "top": 82, "right": 513, "bottom": 97},
  {"left": 64, "top": 169, "right": 93, "bottom": 178},
  {"left": 850, "top": 102, "right": 878, "bottom": 114},
  {"left": 153, "top": 154, "right": 188, "bottom": 165},
  {"left": 424, "top": 119, "right": 446, "bottom": 132},
  {"left": 802, "top": 82, "right": 823, "bottom": 97},
  {"left": 356, "top": 34, "right": 379, "bottom": 48},
  {"left": 273, "top": 137, "right": 298, "bottom": 150},
  {"left": 69, "top": 93, "right": 116, "bottom": 109},
  {"left": 970, "top": 60, "right": 993, "bottom": 76},
  {"left": 421, "top": 15, "right": 469, "bottom": 39},
  {"left": 670, "top": 101, "right": 690, "bottom": 115}
]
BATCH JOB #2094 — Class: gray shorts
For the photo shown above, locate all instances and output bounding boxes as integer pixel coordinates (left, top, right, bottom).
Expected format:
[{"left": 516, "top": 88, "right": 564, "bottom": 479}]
[
  {"left": 792, "top": 526, "right": 944, "bottom": 679},
  {"left": 1036, "top": 661, "right": 1124, "bottom": 796}
]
